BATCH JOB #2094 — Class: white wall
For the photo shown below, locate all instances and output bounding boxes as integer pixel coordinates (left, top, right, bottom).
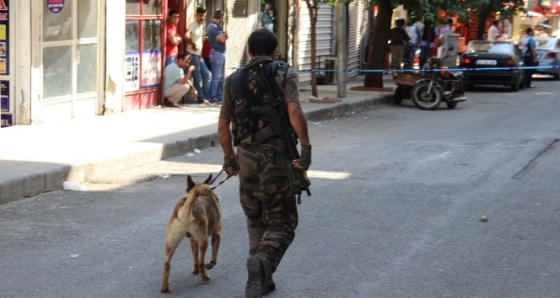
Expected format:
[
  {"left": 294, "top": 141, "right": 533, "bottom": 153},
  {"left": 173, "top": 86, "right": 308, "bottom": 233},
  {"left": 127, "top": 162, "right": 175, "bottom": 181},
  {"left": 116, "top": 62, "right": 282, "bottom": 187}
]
[{"left": 104, "top": 1, "right": 125, "bottom": 113}]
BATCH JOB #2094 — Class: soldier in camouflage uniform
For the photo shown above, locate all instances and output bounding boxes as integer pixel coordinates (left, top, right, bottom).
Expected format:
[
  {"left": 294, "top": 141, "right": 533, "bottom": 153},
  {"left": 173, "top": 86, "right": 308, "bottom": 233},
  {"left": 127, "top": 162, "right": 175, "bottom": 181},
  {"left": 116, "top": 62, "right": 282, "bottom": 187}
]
[{"left": 218, "top": 29, "right": 312, "bottom": 298}]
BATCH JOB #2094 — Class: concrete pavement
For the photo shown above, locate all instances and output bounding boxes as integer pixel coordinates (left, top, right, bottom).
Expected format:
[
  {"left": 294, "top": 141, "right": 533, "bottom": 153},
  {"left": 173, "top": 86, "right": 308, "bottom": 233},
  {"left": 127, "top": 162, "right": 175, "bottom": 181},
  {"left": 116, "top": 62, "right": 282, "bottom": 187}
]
[{"left": 0, "top": 75, "right": 396, "bottom": 204}]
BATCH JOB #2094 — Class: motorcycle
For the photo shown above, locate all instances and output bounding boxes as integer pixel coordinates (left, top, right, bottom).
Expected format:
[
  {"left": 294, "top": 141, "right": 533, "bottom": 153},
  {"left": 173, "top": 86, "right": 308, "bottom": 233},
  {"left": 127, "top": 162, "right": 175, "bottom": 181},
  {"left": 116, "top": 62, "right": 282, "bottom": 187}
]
[{"left": 393, "top": 46, "right": 466, "bottom": 110}]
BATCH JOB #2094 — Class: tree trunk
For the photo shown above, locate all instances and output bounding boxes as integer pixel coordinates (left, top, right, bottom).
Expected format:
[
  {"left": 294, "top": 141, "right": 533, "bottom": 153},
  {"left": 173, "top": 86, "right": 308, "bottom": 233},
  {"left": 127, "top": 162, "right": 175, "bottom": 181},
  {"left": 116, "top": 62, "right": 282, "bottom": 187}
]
[
  {"left": 305, "top": 0, "right": 319, "bottom": 97},
  {"left": 364, "top": 0, "right": 392, "bottom": 88},
  {"left": 476, "top": 10, "right": 490, "bottom": 40}
]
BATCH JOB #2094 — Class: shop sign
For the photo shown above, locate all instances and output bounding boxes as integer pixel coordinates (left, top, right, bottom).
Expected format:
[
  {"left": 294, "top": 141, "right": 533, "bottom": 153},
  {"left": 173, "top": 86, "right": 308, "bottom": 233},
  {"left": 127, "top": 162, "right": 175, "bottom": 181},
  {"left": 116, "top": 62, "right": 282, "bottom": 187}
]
[
  {"left": 141, "top": 50, "right": 161, "bottom": 88},
  {"left": 0, "top": 0, "right": 9, "bottom": 75},
  {"left": 124, "top": 52, "right": 140, "bottom": 91},
  {"left": 1, "top": 80, "right": 10, "bottom": 127},
  {"left": 47, "top": 0, "right": 65, "bottom": 14}
]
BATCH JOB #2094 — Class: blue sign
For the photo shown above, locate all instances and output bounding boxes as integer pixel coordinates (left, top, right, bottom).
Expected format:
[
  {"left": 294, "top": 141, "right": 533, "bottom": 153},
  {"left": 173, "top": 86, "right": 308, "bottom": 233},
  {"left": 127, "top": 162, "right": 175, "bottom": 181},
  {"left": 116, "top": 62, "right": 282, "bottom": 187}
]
[
  {"left": 1, "top": 113, "right": 11, "bottom": 127},
  {"left": 1, "top": 80, "right": 8, "bottom": 112},
  {"left": 47, "top": 0, "right": 65, "bottom": 14}
]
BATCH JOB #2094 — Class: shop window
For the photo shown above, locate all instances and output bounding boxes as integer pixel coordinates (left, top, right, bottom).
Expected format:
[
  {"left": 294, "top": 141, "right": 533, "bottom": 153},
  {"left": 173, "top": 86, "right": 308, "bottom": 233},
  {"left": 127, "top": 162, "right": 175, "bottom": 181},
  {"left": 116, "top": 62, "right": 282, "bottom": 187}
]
[
  {"left": 125, "top": 1, "right": 163, "bottom": 92},
  {"left": 43, "top": 1, "right": 73, "bottom": 42},
  {"left": 43, "top": 46, "right": 72, "bottom": 98},
  {"left": 77, "top": 44, "right": 98, "bottom": 93},
  {"left": 126, "top": 0, "right": 161, "bottom": 16},
  {"left": 78, "top": 0, "right": 98, "bottom": 39}
]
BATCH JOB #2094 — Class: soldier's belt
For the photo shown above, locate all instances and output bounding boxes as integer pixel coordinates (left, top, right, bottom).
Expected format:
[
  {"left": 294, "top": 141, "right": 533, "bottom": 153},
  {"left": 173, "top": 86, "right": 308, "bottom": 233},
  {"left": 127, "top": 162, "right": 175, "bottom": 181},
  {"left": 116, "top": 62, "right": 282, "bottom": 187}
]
[
  {"left": 239, "top": 144, "right": 279, "bottom": 159},
  {"left": 251, "top": 123, "right": 284, "bottom": 143}
]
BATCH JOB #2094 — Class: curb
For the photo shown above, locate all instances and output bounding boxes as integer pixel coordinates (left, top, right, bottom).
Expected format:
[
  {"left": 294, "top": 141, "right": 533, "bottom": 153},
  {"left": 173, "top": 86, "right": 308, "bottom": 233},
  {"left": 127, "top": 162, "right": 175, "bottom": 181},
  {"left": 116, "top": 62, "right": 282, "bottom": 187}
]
[{"left": 0, "top": 94, "right": 393, "bottom": 204}]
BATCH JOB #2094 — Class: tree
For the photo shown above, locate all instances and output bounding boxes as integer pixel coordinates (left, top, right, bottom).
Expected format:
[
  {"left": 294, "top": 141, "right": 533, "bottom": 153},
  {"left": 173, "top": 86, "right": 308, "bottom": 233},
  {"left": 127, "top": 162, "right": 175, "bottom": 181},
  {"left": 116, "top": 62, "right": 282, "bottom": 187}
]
[{"left": 304, "top": 0, "right": 320, "bottom": 97}]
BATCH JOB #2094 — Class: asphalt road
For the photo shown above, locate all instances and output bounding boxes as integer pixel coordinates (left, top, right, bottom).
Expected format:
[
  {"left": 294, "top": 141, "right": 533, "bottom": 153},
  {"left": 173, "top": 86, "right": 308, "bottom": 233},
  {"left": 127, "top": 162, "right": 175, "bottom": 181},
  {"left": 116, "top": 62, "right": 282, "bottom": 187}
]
[{"left": 1, "top": 76, "right": 560, "bottom": 298}]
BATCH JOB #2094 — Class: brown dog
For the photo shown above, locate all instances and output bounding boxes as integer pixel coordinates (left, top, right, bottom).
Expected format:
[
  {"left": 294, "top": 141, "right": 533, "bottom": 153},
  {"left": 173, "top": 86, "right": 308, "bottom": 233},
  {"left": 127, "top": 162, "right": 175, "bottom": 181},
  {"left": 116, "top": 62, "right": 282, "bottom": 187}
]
[{"left": 160, "top": 174, "right": 222, "bottom": 293}]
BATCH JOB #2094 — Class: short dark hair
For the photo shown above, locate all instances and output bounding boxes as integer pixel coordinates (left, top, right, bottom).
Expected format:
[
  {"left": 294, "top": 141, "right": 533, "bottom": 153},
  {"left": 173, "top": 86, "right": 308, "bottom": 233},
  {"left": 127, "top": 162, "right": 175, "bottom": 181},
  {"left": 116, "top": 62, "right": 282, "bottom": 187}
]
[
  {"left": 526, "top": 27, "right": 533, "bottom": 34},
  {"left": 196, "top": 7, "right": 206, "bottom": 14},
  {"left": 168, "top": 8, "right": 179, "bottom": 17},
  {"left": 177, "top": 53, "right": 191, "bottom": 60},
  {"left": 248, "top": 29, "right": 278, "bottom": 56}
]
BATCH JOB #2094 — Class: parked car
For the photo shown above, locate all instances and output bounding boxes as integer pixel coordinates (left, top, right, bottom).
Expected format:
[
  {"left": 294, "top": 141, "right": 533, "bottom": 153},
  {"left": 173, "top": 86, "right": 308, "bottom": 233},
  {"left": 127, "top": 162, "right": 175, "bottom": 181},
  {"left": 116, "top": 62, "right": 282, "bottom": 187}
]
[
  {"left": 459, "top": 40, "right": 525, "bottom": 91},
  {"left": 534, "top": 37, "right": 560, "bottom": 80}
]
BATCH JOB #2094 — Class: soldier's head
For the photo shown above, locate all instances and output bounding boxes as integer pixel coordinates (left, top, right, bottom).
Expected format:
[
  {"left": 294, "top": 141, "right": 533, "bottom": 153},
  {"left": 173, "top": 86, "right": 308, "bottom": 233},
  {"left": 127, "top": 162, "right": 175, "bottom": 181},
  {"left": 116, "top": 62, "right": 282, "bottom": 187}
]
[{"left": 248, "top": 29, "right": 278, "bottom": 57}]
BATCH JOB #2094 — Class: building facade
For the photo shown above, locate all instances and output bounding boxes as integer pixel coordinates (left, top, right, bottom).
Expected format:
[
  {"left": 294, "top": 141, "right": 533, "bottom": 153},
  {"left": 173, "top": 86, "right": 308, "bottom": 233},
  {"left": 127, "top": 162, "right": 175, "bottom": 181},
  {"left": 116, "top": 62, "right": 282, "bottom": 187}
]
[{"left": 2, "top": 0, "right": 366, "bottom": 127}]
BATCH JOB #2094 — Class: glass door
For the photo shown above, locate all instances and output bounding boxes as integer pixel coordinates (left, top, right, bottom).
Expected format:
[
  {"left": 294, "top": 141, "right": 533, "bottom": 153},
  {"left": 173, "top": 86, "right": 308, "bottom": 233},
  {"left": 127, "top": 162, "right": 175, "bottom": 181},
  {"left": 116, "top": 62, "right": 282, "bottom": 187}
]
[{"left": 41, "top": 0, "right": 101, "bottom": 119}]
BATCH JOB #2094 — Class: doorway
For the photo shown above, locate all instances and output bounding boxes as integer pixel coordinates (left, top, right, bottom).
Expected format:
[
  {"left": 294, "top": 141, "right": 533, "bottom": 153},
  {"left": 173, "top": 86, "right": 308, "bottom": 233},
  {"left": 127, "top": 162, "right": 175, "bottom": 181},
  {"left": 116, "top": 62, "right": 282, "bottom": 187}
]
[{"left": 40, "top": 0, "right": 103, "bottom": 122}]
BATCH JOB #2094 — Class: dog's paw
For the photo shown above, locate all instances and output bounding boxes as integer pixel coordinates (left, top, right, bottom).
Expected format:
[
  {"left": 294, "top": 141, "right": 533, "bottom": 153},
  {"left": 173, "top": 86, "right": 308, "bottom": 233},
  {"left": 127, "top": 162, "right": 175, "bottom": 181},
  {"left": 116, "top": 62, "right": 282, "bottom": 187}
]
[
  {"left": 205, "top": 261, "right": 216, "bottom": 270},
  {"left": 200, "top": 273, "right": 211, "bottom": 281},
  {"left": 160, "top": 287, "right": 170, "bottom": 293},
  {"left": 192, "top": 267, "right": 200, "bottom": 275}
]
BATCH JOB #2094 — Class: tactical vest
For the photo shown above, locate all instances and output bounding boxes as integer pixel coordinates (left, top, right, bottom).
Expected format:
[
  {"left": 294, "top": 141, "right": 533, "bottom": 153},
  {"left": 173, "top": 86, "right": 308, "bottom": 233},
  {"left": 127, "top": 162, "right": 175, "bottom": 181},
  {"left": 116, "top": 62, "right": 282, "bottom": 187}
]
[{"left": 227, "top": 59, "right": 290, "bottom": 146}]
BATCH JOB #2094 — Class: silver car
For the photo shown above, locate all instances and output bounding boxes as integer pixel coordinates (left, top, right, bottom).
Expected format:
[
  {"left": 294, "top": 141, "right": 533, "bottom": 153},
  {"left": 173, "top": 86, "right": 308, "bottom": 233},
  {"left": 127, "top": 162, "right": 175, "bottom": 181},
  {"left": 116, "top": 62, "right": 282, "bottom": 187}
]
[{"left": 535, "top": 37, "right": 560, "bottom": 80}]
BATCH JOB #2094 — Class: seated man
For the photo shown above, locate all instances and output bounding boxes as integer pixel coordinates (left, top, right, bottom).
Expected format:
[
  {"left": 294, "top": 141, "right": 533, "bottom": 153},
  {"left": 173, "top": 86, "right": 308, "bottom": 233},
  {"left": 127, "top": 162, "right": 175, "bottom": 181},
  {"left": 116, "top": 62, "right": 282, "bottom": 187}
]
[{"left": 163, "top": 53, "right": 196, "bottom": 107}]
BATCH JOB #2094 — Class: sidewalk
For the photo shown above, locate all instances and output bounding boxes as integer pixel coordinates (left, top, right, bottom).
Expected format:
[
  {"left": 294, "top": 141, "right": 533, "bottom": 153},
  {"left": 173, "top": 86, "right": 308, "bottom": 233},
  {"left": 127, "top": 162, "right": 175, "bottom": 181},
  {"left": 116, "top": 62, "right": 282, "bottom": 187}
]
[{"left": 0, "top": 75, "right": 396, "bottom": 204}]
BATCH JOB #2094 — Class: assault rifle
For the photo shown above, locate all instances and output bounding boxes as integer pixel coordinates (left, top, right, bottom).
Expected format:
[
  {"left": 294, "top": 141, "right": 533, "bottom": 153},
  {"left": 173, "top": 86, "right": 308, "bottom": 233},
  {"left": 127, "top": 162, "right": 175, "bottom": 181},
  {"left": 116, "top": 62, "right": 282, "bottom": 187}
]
[{"left": 251, "top": 62, "right": 311, "bottom": 204}]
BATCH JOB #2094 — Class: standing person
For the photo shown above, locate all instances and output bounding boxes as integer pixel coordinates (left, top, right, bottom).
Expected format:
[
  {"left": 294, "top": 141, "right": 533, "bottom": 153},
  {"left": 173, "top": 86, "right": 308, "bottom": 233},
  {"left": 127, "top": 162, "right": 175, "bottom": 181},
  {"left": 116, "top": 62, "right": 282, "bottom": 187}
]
[
  {"left": 186, "top": 6, "right": 212, "bottom": 103},
  {"left": 522, "top": 27, "right": 537, "bottom": 88},
  {"left": 217, "top": 29, "right": 312, "bottom": 298},
  {"left": 403, "top": 18, "right": 421, "bottom": 69},
  {"left": 419, "top": 20, "right": 439, "bottom": 69},
  {"left": 487, "top": 20, "right": 500, "bottom": 41},
  {"left": 165, "top": 9, "right": 187, "bottom": 67},
  {"left": 440, "top": 18, "right": 453, "bottom": 36},
  {"left": 207, "top": 9, "right": 228, "bottom": 103},
  {"left": 163, "top": 53, "right": 196, "bottom": 107},
  {"left": 388, "top": 18, "right": 410, "bottom": 76}
]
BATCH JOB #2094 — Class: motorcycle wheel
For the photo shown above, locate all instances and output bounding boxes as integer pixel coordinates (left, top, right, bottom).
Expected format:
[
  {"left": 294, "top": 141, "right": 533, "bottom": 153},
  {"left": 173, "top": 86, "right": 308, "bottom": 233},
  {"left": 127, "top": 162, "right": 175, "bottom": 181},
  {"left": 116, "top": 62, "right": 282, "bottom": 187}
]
[{"left": 411, "top": 82, "right": 442, "bottom": 110}]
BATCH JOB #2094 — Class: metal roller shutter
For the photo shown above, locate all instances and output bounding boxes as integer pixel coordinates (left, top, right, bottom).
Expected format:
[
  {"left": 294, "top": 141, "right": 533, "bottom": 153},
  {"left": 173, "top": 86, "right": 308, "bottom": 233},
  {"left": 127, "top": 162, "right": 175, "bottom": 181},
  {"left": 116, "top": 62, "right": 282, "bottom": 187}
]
[
  {"left": 225, "top": 0, "right": 249, "bottom": 75},
  {"left": 348, "top": 1, "right": 365, "bottom": 77},
  {"left": 296, "top": 2, "right": 334, "bottom": 83}
]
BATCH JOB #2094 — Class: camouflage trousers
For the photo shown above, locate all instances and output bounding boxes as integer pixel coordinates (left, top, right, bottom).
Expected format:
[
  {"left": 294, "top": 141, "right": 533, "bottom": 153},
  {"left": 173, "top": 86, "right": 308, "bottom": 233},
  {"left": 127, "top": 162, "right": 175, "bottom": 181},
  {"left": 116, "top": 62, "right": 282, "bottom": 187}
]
[{"left": 236, "top": 144, "right": 299, "bottom": 274}]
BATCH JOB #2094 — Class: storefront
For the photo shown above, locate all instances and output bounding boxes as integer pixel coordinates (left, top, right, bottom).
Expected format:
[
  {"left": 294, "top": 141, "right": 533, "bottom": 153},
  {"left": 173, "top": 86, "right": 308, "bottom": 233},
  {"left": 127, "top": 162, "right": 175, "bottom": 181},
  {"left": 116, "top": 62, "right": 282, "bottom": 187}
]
[
  {"left": 0, "top": 0, "right": 12, "bottom": 127},
  {"left": 4, "top": 1, "right": 357, "bottom": 127}
]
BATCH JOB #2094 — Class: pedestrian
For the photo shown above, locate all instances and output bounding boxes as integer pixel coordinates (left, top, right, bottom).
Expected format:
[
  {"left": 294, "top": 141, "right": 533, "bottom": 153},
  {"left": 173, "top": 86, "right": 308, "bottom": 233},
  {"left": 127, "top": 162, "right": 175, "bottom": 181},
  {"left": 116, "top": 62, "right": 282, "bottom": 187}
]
[
  {"left": 440, "top": 18, "right": 453, "bottom": 36},
  {"left": 419, "top": 20, "right": 439, "bottom": 69},
  {"left": 403, "top": 18, "right": 421, "bottom": 69},
  {"left": 165, "top": 8, "right": 187, "bottom": 67},
  {"left": 163, "top": 53, "right": 196, "bottom": 107},
  {"left": 217, "top": 28, "right": 312, "bottom": 298},
  {"left": 186, "top": 6, "right": 212, "bottom": 104},
  {"left": 521, "top": 27, "right": 537, "bottom": 88},
  {"left": 207, "top": 9, "right": 228, "bottom": 104},
  {"left": 388, "top": 18, "right": 410, "bottom": 76},
  {"left": 487, "top": 20, "right": 500, "bottom": 41}
]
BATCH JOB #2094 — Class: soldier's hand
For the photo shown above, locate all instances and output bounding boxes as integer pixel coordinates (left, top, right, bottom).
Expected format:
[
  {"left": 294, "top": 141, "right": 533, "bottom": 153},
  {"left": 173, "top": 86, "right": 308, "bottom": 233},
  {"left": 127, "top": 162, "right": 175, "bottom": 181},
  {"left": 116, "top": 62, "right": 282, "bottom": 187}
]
[
  {"left": 223, "top": 156, "right": 239, "bottom": 176},
  {"left": 293, "top": 144, "right": 311, "bottom": 171}
]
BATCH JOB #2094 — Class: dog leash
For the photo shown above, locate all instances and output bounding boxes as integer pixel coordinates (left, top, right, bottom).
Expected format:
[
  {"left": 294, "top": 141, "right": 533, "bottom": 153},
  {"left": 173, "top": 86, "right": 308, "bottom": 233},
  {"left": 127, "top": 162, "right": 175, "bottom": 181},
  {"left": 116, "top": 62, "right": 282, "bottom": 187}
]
[{"left": 210, "top": 167, "right": 233, "bottom": 190}]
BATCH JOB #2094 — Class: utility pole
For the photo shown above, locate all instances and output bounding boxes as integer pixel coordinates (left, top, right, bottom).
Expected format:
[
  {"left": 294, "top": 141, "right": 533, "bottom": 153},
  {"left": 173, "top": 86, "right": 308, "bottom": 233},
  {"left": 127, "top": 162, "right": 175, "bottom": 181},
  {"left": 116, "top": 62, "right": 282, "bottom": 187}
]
[{"left": 336, "top": 2, "right": 347, "bottom": 98}]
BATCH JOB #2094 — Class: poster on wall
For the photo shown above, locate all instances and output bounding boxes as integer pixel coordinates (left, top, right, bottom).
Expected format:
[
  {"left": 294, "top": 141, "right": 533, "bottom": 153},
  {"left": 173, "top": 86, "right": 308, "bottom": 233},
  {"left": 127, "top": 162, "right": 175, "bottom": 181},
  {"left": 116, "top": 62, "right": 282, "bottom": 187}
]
[
  {"left": 1, "top": 80, "right": 10, "bottom": 127},
  {"left": 124, "top": 52, "right": 140, "bottom": 91},
  {"left": 141, "top": 50, "right": 161, "bottom": 88},
  {"left": 0, "top": 0, "right": 10, "bottom": 75}
]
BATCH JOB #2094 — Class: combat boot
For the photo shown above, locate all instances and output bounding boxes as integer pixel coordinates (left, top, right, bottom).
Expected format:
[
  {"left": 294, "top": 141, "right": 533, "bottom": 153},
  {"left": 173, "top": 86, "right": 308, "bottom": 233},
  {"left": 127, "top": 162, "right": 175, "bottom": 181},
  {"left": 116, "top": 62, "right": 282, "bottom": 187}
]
[
  {"left": 246, "top": 255, "right": 264, "bottom": 298},
  {"left": 263, "top": 276, "right": 275, "bottom": 295}
]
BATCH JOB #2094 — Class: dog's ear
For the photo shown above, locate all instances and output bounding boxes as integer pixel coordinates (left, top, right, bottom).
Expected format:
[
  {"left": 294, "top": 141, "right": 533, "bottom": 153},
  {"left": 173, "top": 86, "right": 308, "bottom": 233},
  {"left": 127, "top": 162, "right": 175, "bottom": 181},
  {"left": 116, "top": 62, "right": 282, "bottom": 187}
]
[
  {"left": 187, "top": 175, "right": 195, "bottom": 192},
  {"left": 204, "top": 174, "right": 213, "bottom": 185}
]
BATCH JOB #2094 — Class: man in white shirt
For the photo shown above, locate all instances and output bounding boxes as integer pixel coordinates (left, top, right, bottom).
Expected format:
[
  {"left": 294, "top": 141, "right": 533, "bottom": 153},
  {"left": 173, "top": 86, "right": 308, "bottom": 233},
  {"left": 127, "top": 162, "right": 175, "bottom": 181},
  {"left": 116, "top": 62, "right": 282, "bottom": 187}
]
[
  {"left": 487, "top": 20, "right": 500, "bottom": 41},
  {"left": 164, "top": 53, "right": 196, "bottom": 107},
  {"left": 403, "top": 18, "right": 421, "bottom": 69},
  {"left": 186, "top": 6, "right": 212, "bottom": 103}
]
